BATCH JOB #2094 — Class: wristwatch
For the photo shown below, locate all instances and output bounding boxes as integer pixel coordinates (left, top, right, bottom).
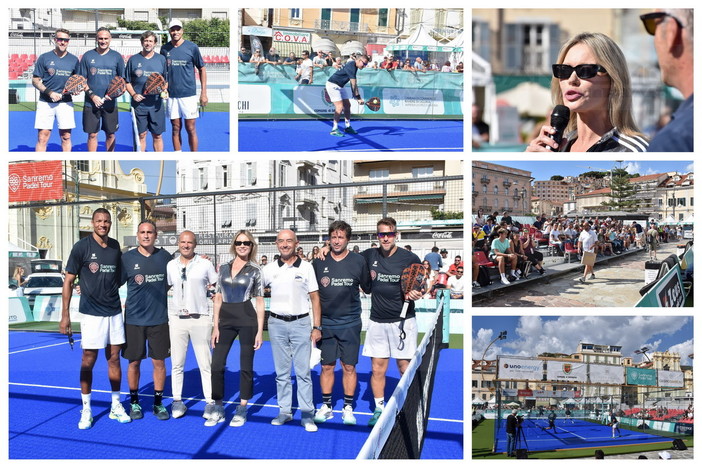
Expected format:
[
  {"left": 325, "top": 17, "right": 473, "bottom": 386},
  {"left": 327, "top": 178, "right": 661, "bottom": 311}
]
[{"left": 313, "top": 326, "right": 322, "bottom": 331}]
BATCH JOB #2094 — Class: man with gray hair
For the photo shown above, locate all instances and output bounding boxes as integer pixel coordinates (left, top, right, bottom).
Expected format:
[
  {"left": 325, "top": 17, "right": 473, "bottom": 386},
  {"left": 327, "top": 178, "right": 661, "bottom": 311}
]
[
  {"left": 641, "top": 9, "right": 694, "bottom": 151},
  {"left": 505, "top": 409, "right": 521, "bottom": 457}
]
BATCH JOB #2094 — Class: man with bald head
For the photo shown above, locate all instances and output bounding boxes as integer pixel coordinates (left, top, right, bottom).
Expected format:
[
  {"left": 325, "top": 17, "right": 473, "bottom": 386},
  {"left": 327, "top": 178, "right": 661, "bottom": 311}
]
[
  {"left": 262, "top": 229, "right": 322, "bottom": 432},
  {"left": 641, "top": 8, "right": 694, "bottom": 151},
  {"left": 166, "top": 230, "right": 218, "bottom": 420}
]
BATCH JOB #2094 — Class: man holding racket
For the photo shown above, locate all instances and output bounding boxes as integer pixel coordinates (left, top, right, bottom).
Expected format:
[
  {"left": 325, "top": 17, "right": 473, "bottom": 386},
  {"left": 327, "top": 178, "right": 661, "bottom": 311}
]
[
  {"left": 325, "top": 54, "right": 369, "bottom": 136},
  {"left": 79, "top": 27, "right": 125, "bottom": 152},
  {"left": 32, "top": 28, "right": 80, "bottom": 151},
  {"left": 161, "top": 19, "right": 207, "bottom": 152},
  {"left": 126, "top": 31, "right": 168, "bottom": 152},
  {"left": 361, "top": 217, "right": 422, "bottom": 426}
]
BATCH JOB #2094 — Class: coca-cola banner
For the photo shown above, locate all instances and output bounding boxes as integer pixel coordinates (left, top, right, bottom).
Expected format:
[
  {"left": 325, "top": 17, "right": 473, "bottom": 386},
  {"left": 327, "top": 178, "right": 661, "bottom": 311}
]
[{"left": 9, "top": 161, "right": 63, "bottom": 202}]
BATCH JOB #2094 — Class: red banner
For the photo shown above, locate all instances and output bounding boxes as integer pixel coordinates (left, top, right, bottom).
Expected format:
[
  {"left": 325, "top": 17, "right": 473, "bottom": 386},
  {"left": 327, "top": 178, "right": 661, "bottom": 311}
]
[{"left": 9, "top": 161, "right": 64, "bottom": 202}]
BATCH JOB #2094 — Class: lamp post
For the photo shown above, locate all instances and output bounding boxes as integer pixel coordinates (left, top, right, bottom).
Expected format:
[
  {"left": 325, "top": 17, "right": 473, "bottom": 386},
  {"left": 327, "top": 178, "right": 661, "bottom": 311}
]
[{"left": 479, "top": 330, "right": 507, "bottom": 404}]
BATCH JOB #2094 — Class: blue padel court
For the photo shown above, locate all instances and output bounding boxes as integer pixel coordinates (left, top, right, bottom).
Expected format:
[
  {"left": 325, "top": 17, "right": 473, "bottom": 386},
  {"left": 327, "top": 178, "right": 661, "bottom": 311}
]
[
  {"left": 494, "top": 417, "right": 676, "bottom": 454},
  {"left": 9, "top": 331, "right": 463, "bottom": 459},
  {"left": 238, "top": 119, "right": 463, "bottom": 152},
  {"left": 8, "top": 110, "right": 230, "bottom": 152}
]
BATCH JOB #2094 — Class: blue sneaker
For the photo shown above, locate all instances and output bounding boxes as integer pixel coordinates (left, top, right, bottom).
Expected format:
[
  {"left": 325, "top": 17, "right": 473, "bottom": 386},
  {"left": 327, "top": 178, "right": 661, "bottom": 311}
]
[
  {"left": 129, "top": 403, "right": 143, "bottom": 420},
  {"left": 368, "top": 407, "right": 383, "bottom": 426},
  {"left": 330, "top": 129, "right": 344, "bottom": 137}
]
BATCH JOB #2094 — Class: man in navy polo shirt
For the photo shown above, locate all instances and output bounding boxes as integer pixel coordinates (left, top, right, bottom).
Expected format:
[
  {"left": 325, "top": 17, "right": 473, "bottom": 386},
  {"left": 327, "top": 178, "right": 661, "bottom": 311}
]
[
  {"left": 312, "top": 221, "right": 371, "bottom": 426},
  {"left": 32, "top": 28, "right": 80, "bottom": 151},
  {"left": 79, "top": 27, "right": 125, "bottom": 152},
  {"left": 160, "top": 19, "right": 207, "bottom": 151},
  {"left": 120, "top": 220, "right": 173, "bottom": 421},
  {"left": 262, "top": 229, "right": 322, "bottom": 432},
  {"left": 325, "top": 54, "right": 369, "bottom": 136},
  {"left": 60, "top": 208, "right": 131, "bottom": 429}
]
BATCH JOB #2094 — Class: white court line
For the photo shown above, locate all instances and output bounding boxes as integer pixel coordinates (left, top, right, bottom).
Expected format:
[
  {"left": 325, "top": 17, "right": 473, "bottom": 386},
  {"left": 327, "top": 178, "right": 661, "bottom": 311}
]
[
  {"left": 8, "top": 381, "right": 463, "bottom": 423},
  {"left": 9, "top": 339, "right": 79, "bottom": 355}
]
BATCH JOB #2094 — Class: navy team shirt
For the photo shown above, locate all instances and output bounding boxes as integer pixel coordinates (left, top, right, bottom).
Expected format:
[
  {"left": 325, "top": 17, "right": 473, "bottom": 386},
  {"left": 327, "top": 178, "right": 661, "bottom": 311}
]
[
  {"left": 313, "top": 252, "right": 371, "bottom": 329},
  {"left": 65, "top": 235, "right": 122, "bottom": 317},
  {"left": 160, "top": 40, "right": 205, "bottom": 98},
  {"left": 79, "top": 48, "right": 125, "bottom": 108},
  {"left": 327, "top": 60, "right": 360, "bottom": 88},
  {"left": 120, "top": 247, "right": 172, "bottom": 326},
  {"left": 362, "top": 247, "right": 421, "bottom": 323},
  {"left": 33, "top": 50, "right": 80, "bottom": 103},
  {"left": 125, "top": 52, "right": 168, "bottom": 107}
]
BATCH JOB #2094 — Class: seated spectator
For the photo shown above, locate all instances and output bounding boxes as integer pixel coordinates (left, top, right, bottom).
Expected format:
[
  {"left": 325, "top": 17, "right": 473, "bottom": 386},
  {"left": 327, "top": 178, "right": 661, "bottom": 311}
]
[
  {"left": 422, "top": 260, "right": 437, "bottom": 298},
  {"left": 448, "top": 255, "right": 464, "bottom": 276},
  {"left": 380, "top": 55, "right": 397, "bottom": 70},
  {"left": 482, "top": 217, "right": 496, "bottom": 237},
  {"left": 456, "top": 62, "right": 463, "bottom": 72},
  {"left": 489, "top": 229, "right": 519, "bottom": 285},
  {"left": 439, "top": 249, "right": 451, "bottom": 273},
  {"left": 428, "top": 61, "right": 439, "bottom": 71},
  {"left": 402, "top": 59, "right": 414, "bottom": 70},
  {"left": 474, "top": 209, "right": 486, "bottom": 226},
  {"left": 472, "top": 252, "right": 481, "bottom": 289},
  {"left": 520, "top": 229, "right": 546, "bottom": 275},
  {"left": 549, "top": 223, "right": 564, "bottom": 255},
  {"left": 473, "top": 225, "right": 486, "bottom": 250},
  {"left": 441, "top": 61, "right": 452, "bottom": 72},
  {"left": 510, "top": 232, "right": 530, "bottom": 278},
  {"left": 447, "top": 265, "right": 464, "bottom": 298}
]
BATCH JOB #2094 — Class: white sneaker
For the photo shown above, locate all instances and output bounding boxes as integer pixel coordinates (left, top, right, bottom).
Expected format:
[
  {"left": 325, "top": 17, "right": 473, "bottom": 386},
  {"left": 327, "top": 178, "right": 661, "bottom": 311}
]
[
  {"left": 271, "top": 412, "right": 293, "bottom": 425},
  {"left": 500, "top": 277, "right": 510, "bottom": 285},
  {"left": 313, "top": 404, "right": 333, "bottom": 423},
  {"left": 202, "top": 402, "right": 215, "bottom": 419},
  {"left": 342, "top": 405, "right": 356, "bottom": 425},
  {"left": 171, "top": 400, "right": 187, "bottom": 419},
  {"left": 78, "top": 408, "right": 93, "bottom": 429},
  {"left": 109, "top": 403, "right": 132, "bottom": 423},
  {"left": 229, "top": 405, "right": 247, "bottom": 427},
  {"left": 204, "top": 405, "right": 225, "bottom": 427},
  {"left": 301, "top": 415, "right": 318, "bottom": 432}
]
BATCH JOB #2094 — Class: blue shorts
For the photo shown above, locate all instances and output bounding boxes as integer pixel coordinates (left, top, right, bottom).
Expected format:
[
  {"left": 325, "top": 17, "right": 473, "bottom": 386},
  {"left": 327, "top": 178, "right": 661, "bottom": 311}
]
[
  {"left": 319, "top": 323, "right": 362, "bottom": 366},
  {"left": 132, "top": 99, "right": 165, "bottom": 135}
]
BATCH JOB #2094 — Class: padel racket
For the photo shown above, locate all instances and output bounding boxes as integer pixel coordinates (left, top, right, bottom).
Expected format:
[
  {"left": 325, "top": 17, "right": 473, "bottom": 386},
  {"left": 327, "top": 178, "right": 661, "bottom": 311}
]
[
  {"left": 143, "top": 72, "right": 166, "bottom": 95},
  {"left": 62, "top": 74, "right": 87, "bottom": 95},
  {"left": 365, "top": 96, "right": 381, "bottom": 112},
  {"left": 105, "top": 76, "right": 126, "bottom": 99},
  {"left": 67, "top": 330, "right": 75, "bottom": 350},
  {"left": 397, "top": 263, "right": 426, "bottom": 350}
]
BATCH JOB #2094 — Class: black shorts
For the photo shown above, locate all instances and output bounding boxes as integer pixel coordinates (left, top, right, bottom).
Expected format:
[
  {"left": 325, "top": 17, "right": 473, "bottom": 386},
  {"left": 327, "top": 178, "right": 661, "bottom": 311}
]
[
  {"left": 122, "top": 322, "right": 170, "bottom": 361},
  {"left": 319, "top": 323, "right": 361, "bottom": 366},
  {"left": 82, "top": 102, "right": 119, "bottom": 134},
  {"left": 132, "top": 100, "right": 166, "bottom": 135}
]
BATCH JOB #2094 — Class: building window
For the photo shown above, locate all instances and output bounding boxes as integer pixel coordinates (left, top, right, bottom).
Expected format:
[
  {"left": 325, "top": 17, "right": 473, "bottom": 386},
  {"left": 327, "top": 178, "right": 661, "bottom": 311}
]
[
  {"left": 411, "top": 166, "right": 433, "bottom": 178},
  {"left": 504, "top": 22, "right": 560, "bottom": 73},
  {"left": 290, "top": 8, "right": 301, "bottom": 20},
  {"left": 240, "top": 162, "right": 256, "bottom": 186},
  {"left": 73, "top": 160, "right": 89, "bottom": 172},
  {"left": 198, "top": 167, "right": 208, "bottom": 190},
  {"left": 369, "top": 169, "right": 389, "bottom": 180},
  {"left": 216, "top": 164, "right": 229, "bottom": 189},
  {"left": 482, "top": 185, "right": 487, "bottom": 193},
  {"left": 493, "top": 185, "right": 498, "bottom": 195},
  {"left": 321, "top": 8, "right": 331, "bottom": 29},
  {"left": 378, "top": 8, "right": 388, "bottom": 27}
]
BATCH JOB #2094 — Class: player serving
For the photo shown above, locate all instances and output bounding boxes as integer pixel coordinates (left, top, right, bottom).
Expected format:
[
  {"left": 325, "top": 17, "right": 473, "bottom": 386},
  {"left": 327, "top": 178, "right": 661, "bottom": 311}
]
[{"left": 325, "top": 54, "right": 369, "bottom": 137}]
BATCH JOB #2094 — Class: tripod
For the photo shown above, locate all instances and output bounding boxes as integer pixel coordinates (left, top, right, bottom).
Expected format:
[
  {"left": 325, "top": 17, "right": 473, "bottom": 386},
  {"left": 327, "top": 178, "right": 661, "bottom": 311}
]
[{"left": 515, "top": 423, "right": 529, "bottom": 453}]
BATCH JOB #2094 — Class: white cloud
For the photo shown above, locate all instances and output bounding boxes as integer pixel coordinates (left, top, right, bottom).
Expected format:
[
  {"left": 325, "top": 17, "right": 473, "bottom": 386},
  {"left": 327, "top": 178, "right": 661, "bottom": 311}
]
[
  {"left": 624, "top": 161, "right": 642, "bottom": 175},
  {"left": 685, "top": 162, "right": 694, "bottom": 173},
  {"left": 669, "top": 339, "right": 694, "bottom": 366}
]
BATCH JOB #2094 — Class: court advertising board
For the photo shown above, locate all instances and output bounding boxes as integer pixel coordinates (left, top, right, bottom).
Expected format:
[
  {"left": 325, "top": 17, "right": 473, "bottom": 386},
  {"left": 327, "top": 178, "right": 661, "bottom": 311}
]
[
  {"left": 589, "top": 363, "right": 625, "bottom": 385},
  {"left": 9, "top": 160, "right": 64, "bottom": 203},
  {"left": 545, "top": 361, "right": 587, "bottom": 383},
  {"left": 626, "top": 367, "right": 657, "bottom": 386},
  {"left": 657, "top": 369, "right": 684, "bottom": 388},
  {"left": 497, "top": 356, "right": 544, "bottom": 381}
]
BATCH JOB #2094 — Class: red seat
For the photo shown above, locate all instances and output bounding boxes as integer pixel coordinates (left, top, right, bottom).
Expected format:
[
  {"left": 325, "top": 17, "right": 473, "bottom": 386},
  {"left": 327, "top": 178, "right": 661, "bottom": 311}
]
[{"left": 474, "top": 250, "right": 496, "bottom": 267}]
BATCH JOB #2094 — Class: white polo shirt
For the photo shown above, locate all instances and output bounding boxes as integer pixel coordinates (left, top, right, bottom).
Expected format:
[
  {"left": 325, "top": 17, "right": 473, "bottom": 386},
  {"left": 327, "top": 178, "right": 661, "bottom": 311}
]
[
  {"left": 167, "top": 254, "right": 218, "bottom": 316},
  {"left": 578, "top": 229, "right": 598, "bottom": 253},
  {"left": 262, "top": 257, "right": 318, "bottom": 316}
]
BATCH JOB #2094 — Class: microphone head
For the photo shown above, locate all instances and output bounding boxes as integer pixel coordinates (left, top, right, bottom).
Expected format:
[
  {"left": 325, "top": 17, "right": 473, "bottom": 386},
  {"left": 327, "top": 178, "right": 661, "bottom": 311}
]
[{"left": 550, "top": 105, "right": 570, "bottom": 129}]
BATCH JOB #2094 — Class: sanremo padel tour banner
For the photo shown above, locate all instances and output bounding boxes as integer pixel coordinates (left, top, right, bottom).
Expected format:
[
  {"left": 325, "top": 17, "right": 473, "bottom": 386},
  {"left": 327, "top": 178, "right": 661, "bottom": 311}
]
[
  {"left": 657, "top": 370, "right": 685, "bottom": 388},
  {"left": 589, "top": 363, "right": 626, "bottom": 385},
  {"left": 546, "top": 361, "right": 588, "bottom": 383},
  {"left": 497, "top": 357, "right": 544, "bottom": 381},
  {"left": 626, "top": 367, "right": 657, "bottom": 386}
]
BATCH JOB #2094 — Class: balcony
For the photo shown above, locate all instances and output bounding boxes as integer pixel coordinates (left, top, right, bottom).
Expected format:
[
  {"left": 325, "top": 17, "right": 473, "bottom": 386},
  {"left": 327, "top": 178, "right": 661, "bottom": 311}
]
[
  {"left": 314, "top": 19, "right": 369, "bottom": 33},
  {"left": 480, "top": 176, "right": 490, "bottom": 184},
  {"left": 503, "top": 180, "right": 513, "bottom": 188}
]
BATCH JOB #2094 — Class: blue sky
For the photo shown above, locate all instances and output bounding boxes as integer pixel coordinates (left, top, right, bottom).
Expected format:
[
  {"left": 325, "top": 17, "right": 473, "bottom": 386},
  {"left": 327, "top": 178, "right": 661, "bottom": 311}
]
[
  {"left": 472, "top": 316, "right": 694, "bottom": 366},
  {"left": 481, "top": 160, "right": 694, "bottom": 182},
  {"left": 119, "top": 160, "right": 177, "bottom": 195}
]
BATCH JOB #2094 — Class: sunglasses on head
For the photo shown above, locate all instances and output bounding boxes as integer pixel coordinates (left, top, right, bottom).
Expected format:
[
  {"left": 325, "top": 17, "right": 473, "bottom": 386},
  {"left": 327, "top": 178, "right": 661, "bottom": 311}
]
[
  {"left": 640, "top": 12, "right": 684, "bottom": 36},
  {"left": 552, "top": 63, "right": 607, "bottom": 80},
  {"left": 377, "top": 231, "right": 397, "bottom": 238},
  {"left": 234, "top": 240, "right": 253, "bottom": 246}
]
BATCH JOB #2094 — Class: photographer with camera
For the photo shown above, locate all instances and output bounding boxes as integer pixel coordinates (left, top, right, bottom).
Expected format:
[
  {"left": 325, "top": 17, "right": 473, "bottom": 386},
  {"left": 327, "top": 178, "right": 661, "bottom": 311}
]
[{"left": 506, "top": 409, "right": 521, "bottom": 457}]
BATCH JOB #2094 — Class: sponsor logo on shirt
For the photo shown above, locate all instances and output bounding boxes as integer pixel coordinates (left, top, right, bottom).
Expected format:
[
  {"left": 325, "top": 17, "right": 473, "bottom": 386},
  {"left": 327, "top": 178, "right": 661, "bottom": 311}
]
[
  {"left": 135, "top": 274, "right": 145, "bottom": 285},
  {"left": 89, "top": 262, "right": 99, "bottom": 273},
  {"left": 320, "top": 276, "right": 330, "bottom": 287},
  {"left": 134, "top": 263, "right": 140, "bottom": 270},
  {"left": 370, "top": 270, "right": 376, "bottom": 280}
]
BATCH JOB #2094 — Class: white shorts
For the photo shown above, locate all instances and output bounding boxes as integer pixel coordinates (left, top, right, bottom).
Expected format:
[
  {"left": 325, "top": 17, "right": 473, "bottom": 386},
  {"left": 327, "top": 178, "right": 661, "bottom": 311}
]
[
  {"left": 167, "top": 95, "right": 200, "bottom": 120},
  {"left": 362, "top": 317, "right": 417, "bottom": 360},
  {"left": 325, "top": 81, "right": 351, "bottom": 103},
  {"left": 80, "top": 313, "right": 125, "bottom": 349},
  {"left": 34, "top": 100, "right": 76, "bottom": 130}
]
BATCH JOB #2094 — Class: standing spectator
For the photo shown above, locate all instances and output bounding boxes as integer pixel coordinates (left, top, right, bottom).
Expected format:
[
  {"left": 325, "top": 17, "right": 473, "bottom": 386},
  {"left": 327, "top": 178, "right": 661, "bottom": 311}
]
[
  {"left": 120, "top": 220, "right": 172, "bottom": 421},
  {"left": 441, "top": 61, "right": 452, "bottom": 72},
  {"left": 266, "top": 47, "right": 282, "bottom": 65},
  {"left": 60, "top": 208, "right": 130, "bottom": 429},
  {"left": 647, "top": 223, "right": 660, "bottom": 260},
  {"left": 79, "top": 27, "right": 124, "bottom": 152},
  {"left": 578, "top": 222, "right": 598, "bottom": 283},
  {"left": 332, "top": 56, "right": 344, "bottom": 69},
  {"left": 125, "top": 30, "right": 168, "bottom": 152},
  {"left": 448, "top": 255, "right": 464, "bottom": 276},
  {"left": 439, "top": 249, "right": 451, "bottom": 273},
  {"left": 312, "top": 221, "right": 371, "bottom": 425},
  {"left": 423, "top": 246, "right": 442, "bottom": 273},
  {"left": 283, "top": 52, "right": 297, "bottom": 64},
  {"left": 413, "top": 57, "right": 426, "bottom": 72},
  {"left": 262, "top": 230, "right": 322, "bottom": 432},
  {"left": 207, "top": 231, "right": 265, "bottom": 427},
  {"left": 380, "top": 55, "right": 397, "bottom": 70},
  {"left": 642, "top": 9, "right": 693, "bottom": 152},
  {"left": 32, "top": 28, "right": 80, "bottom": 152},
  {"left": 313, "top": 50, "right": 327, "bottom": 68},
  {"left": 166, "top": 231, "right": 218, "bottom": 420},
  {"left": 238, "top": 46, "right": 251, "bottom": 63},
  {"left": 161, "top": 19, "right": 207, "bottom": 152},
  {"left": 294, "top": 50, "right": 314, "bottom": 84},
  {"left": 506, "top": 409, "right": 520, "bottom": 457}
]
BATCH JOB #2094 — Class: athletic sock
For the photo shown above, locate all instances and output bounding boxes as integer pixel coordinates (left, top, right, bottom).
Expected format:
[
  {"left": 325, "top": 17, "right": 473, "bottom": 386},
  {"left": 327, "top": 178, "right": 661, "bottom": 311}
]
[
  {"left": 343, "top": 394, "right": 354, "bottom": 409},
  {"left": 81, "top": 392, "right": 91, "bottom": 411},
  {"left": 110, "top": 391, "right": 121, "bottom": 407},
  {"left": 130, "top": 389, "right": 139, "bottom": 405},
  {"left": 154, "top": 390, "right": 164, "bottom": 406},
  {"left": 374, "top": 397, "right": 384, "bottom": 409},
  {"left": 322, "top": 393, "right": 332, "bottom": 407},
  {"left": 344, "top": 119, "right": 351, "bottom": 127},
  {"left": 332, "top": 122, "right": 338, "bottom": 131}
]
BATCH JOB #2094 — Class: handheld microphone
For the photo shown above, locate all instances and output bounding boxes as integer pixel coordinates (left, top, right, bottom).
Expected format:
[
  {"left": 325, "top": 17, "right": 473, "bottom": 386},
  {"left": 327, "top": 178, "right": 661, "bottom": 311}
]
[{"left": 549, "top": 105, "right": 570, "bottom": 151}]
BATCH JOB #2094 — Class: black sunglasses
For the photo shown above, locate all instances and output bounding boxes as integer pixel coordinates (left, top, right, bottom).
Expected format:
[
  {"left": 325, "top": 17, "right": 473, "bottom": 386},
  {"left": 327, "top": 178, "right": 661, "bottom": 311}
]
[
  {"left": 377, "top": 232, "right": 397, "bottom": 238},
  {"left": 552, "top": 63, "right": 607, "bottom": 80},
  {"left": 234, "top": 240, "right": 253, "bottom": 246},
  {"left": 640, "top": 12, "right": 684, "bottom": 36}
]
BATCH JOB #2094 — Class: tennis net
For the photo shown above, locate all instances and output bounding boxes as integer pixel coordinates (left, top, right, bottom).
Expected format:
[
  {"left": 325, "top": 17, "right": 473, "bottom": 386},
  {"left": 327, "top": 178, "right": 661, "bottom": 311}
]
[{"left": 356, "top": 290, "right": 450, "bottom": 459}]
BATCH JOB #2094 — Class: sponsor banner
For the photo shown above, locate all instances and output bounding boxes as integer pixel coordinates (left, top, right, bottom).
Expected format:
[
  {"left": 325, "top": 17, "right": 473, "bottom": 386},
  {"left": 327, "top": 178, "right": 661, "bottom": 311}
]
[
  {"left": 242, "top": 26, "right": 273, "bottom": 37},
  {"left": 381, "top": 88, "right": 445, "bottom": 115},
  {"left": 657, "top": 370, "right": 684, "bottom": 388},
  {"left": 626, "top": 367, "right": 657, "bottom": 386},
  {"left": 501, "top": 389, "right": 518, "bottom": 397},
  {"left": 238, "top": 84, "right": 272, "bottom": 114},
  {"left": 9, "top": 160, "right": 63, "bottom": 202},
  {"left": 546, "top": 361, "right": 587, "bottom": 383},
  {"left": 517, "top": 389, "right": 533, "bottom": 397},
  {"left": 273, "top": 29, "right": 311, "bottom": 44},
  {"left": 533, "top": 390, "right": 553, "bottom": 398},
  {"left": 497, "top": 357, "right": 543, "bottom": 381},
  {"left": 635, "top": 264, "right": 685, "bottom": 307},
  {"left": 589, "top": 363, "right": 625, "bottom": 385},
  {"left": 9, "top": 297, "right": 33, "bottom": 323}
]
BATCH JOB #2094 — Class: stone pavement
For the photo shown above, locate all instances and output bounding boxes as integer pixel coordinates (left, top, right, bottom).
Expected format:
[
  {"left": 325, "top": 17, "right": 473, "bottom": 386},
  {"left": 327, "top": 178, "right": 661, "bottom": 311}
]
[
  {"left": 597, "top": 447, "right": 693, "bottom": 460},
  {"left": 473, "top": 242, "right": 682, "bottom": 307}
]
